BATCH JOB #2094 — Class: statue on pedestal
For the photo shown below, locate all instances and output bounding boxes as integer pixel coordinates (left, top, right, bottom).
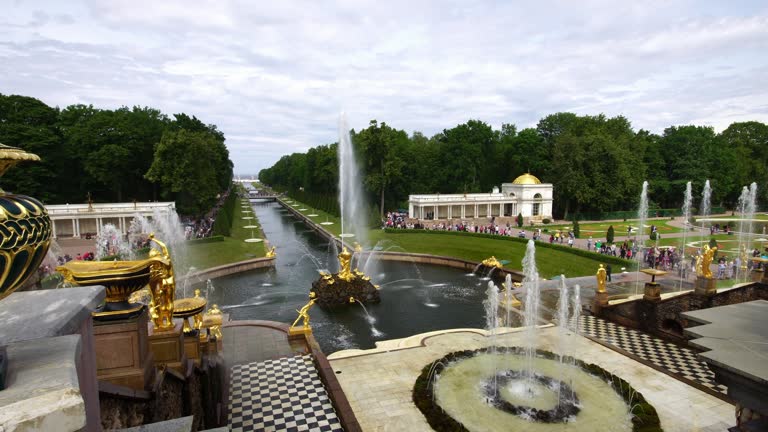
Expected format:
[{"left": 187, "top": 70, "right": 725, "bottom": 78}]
[
  {"left": 337, "top": 247, "right": 355, "bottom": 282},
  {"left": 596, "top": 264, "right": 607, "bottom": 293},
  {"left": 148, "top": 234, "right": 176, "bottom": 331},
  {"left": 701, "top": 245, "right": 717, "bottom": 279}
]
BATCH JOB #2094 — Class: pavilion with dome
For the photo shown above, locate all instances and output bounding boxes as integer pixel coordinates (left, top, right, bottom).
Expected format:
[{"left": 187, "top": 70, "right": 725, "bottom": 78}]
[{"left": 407, "top": 173, "right": 553, "bottom": 224}]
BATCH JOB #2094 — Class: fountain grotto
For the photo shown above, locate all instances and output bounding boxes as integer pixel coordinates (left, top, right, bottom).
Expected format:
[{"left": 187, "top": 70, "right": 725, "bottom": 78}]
[{"left": 412, "top": 241, "right": 662, "bottom": 432}]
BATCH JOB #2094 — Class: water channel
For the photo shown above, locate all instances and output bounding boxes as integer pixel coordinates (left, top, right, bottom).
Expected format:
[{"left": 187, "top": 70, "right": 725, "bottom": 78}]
[
  {"left": 204, "top": 199, "right": 673, "bottom": 354},
  {"left": 205, "top": 199, "right": 494, "bottom": 353}
]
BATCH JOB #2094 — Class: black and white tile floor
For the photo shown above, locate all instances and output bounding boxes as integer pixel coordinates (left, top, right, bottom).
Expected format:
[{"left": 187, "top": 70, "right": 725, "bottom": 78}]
[
  {"left": 579, "top": 315, "right": 728, "bottom": 395},
  {"left": 228, "top": 355, "right": 344, "bottom": 432}
]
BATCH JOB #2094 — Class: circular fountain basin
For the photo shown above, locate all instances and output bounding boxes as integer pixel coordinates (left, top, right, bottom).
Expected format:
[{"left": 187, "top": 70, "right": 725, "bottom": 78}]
[
  {"left": 243, "top": 225, "right": 259, "bottom": 229},
  {"left": 320, "top": 222, "right": 335, "bottom": 225},
  {"left": 244, "top": 238, "right": 263, "bottom": 243},
  {"left": 339, "top": 233, "right": 355, "bottom": 238},
  {"left": 416, "top": 347, "right": 659, "bottom": 432},
  {"left": 299, "top": 208, "right": 308, "bottom": 211},
  {"left": 308, "top": 214, "right": 319, "bottom": 217},
  {"left": 241, "top": 216, "right": 254, "bottom": 220}
]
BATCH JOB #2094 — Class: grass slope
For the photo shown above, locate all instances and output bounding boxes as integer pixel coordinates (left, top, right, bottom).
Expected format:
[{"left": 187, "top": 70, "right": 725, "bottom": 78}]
[
  {"left": 369, "top": 231, "right": 629, "bottom": 278},
  {"left": 187, "top": 198, "right": 266, "bottom": 270}
]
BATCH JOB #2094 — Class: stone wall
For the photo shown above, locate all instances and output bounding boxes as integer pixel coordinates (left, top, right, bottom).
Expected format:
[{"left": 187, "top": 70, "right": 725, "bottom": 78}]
[
  {"left": 98, "top": 355, "right": 226, "bottom": 431},
  {"left": 181, "top": 257, "right": 275, "bottom": 283},
  {"left": 599, "top": 283, "right": 768, "bottom": 342}
]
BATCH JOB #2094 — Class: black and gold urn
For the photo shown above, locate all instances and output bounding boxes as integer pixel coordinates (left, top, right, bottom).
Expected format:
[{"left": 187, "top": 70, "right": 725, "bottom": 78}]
[{"left": 0, "top": 144, "right": 52, "bottom": 301}]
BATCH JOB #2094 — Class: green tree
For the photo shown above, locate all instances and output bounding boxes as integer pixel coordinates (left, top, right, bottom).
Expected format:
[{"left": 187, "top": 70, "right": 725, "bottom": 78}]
[
  {"left": 436, "top": 120, "right": 498, "bottom": 193},
  {"left": 145, "top": 129, "right": 222, "bottom": 215},
  {"left": 718, "top": 121, "right": 768, "bottom": 203},
  {"left": 516, "top": 213, "right": 523, "bottom": 228},
  {"left": 606, "top": 225, "right": 615, "bottom": 243},
  {"left": 354, "top": 120, "right": 409, "bottom": 217},
  {"left": 0, "top": 94, "right": 63, "bottom": 201}
]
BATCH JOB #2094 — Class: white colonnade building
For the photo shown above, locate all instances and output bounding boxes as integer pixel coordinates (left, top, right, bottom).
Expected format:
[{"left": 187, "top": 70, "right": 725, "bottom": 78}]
[
  {"left": 407, "top": 173, "right": 553, "bottom": 223},
  {"left": 45, "top": 201, "right": 177, "bottom": 239}
]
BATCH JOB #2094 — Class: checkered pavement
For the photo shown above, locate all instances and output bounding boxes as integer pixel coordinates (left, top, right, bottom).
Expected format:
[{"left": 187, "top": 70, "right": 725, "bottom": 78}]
[
  {"left": 228, "top": 355, "right": 344, "bottom": 432},
  {"left": 579, "top": 315, "right": 728, "bottom": 395}
]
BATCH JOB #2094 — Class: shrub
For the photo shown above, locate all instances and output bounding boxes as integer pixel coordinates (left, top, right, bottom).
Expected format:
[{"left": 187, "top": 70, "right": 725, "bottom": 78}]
[
  {"left": 516, "top": 213, "right": 523, "bottom": 228},
  {"left": 573, "top": 219, "right": 580, "bottom": 238},
  {"left": 606, "top": 225, "right": 615, "bottom": 244},
  {"left": 212, "top": 190, "right": 237, "bottom": 237},
  {"left": 649, "top": 231, "right": 658, "bottom": 241},
  {"left": 542, "top": 218, "right": 551, "bottom": 225}
]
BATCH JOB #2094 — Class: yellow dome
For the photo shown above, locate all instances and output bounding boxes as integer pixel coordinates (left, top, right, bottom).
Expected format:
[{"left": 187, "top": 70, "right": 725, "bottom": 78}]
[{"left": 512, "top": 173, "right": 541, "bottom": 185}]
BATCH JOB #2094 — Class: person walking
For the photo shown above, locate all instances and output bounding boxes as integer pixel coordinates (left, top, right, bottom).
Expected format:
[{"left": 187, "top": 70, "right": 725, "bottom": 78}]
[{"left": 606, "top": 264, "right": 612, "bottom": 282}]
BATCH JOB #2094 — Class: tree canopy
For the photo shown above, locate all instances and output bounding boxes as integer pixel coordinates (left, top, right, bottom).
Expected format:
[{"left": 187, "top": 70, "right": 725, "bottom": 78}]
[
  {"left": 260, "top": 113, "right": 768, "bottom": 219},
  {"left": 0, "top": 93, "right": 233, "bottom": 216}
]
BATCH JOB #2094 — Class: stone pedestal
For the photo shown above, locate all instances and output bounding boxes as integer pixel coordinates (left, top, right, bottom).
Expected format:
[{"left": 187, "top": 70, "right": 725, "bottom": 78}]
[
  {"left": 694, "top": 276, "right": 717, "bottom": 296},
  {"left": 183, "top": 334, "right": 202, "bottom": 366},
  {"left": 148, "top": 322, "right": 186, "bottom": 373},
  {"left": 591, "top": 291, "right": 609, "bottom": 314},
  {"left": 93, "top": 308, "right": 154, "bottom": 390},
  {"left": 643, "top": 282, "right": 661, "bottom": 302},
  {"left": 0, "top": 287, "right": 104, "bottom": 432},
  {"left": 751, "top": 269, "right": 764, "bottom": 283},
  {"left": 288, "top": 326, "right": 311, "bottom": 340}
]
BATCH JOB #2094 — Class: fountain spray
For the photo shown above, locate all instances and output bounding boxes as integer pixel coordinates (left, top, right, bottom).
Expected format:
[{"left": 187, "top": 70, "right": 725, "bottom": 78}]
[
  {"left": 635, "top": 181, "right": 649, "bottom": 294},
  {"left": 337, "top": 113, "right": 368, "bottom": 246},
  {"left": 522, "top": 240, "right": 540, "bottom": 392},
  {"left": 679, "top": 182, "right": 692, "bottom": 291}
]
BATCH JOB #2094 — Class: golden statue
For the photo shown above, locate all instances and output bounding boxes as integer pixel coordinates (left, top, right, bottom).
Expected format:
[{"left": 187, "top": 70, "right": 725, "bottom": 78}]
[
  {"left": 596, "top": 264, "right": 607, "bottom": 293},
  {"left": 265, "top": 246, "right": 276, "bottom": 258},
  {"left": 147, "top": 234, "right": 177, "bottom": 331},
  {"left": 354, "top": 242, "right": 363, "bottom": 253},
  {"left": 701, "top": 245, "right": 717, "bottom": 279},
  {"left": 482, "top": 256, "right": 503, "bottom": 269},
  {"left": 337, "top": 246, "right": 355, "bottom": 282},
  {"left": 290, "top": 291, "right": 317, "bottom": 331},
  {"left": 740, "top": 245, "right": 748, "bottom": 270},
  {"left": 193, "top": 289, "right": 204, "bottom": 330},
  {"left": 202, "top": 303, "right": 223, "bottom": 340},
  {"left": 695, "top": 253, "right": 703, "bottom": 277}
]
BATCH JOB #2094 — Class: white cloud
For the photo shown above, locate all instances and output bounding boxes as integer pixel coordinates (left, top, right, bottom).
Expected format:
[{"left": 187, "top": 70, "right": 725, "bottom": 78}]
[{"left": 1, "top": 0, "right": 767, "bottom": 174}]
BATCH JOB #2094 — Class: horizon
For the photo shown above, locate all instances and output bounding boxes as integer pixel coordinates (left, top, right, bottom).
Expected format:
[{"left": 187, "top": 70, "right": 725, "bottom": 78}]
[{"left": 3, "top": 0, "right": 767, "bottom": 175}]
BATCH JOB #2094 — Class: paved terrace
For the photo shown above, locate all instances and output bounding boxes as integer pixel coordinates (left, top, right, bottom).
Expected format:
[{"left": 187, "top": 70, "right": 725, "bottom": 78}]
[{"left": 329, "top": 327, "right": 734, "bottom": 432}]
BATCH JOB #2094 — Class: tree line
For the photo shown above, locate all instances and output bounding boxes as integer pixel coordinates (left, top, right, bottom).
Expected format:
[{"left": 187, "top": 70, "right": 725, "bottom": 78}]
[
  {"left": 0, "top": 94, "right": 233, "bottom": 215},
  {"left": 259, "top": 115, "right": 768, "bottom": 219}
]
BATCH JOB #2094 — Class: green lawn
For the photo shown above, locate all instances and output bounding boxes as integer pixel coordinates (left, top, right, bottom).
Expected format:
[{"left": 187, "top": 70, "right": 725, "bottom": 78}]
[
  {"left": 368, "top": 230, "right": 630, "bottom": 279},
  {"left": 186, "top": 197, "right": 266, "bottom": 269},
  {"left": 645, "top": 233, "right": 768, "bottom": 259},
  {"left": 545, "top": 218, "right": 686, "bottom": 236}
]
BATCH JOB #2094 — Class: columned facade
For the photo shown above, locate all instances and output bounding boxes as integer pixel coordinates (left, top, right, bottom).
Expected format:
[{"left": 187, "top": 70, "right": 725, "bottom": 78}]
[
  {"left": 407, "top": 173, "right": 553, "bottom": 223},
  {"left": 46, "top": 202, "right": 177, "bottom": 239}
]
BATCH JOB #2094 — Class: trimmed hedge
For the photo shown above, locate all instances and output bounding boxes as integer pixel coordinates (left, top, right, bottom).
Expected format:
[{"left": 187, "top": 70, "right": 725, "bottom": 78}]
[
  {"left": 383, "top": 228, "right": 637, "bottom": 269},
  {"left": 413, "top": 347, "right": 663, "bottom": 432},
  {"left": 212, "top": 190, "right": 237, "bottom": 237},
  {"left": 186, "top": 235, "right": 225, "bottom": 245}
]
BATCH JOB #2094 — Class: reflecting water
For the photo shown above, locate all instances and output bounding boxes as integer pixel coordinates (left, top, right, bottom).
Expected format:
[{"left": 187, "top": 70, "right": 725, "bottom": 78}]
[
  {"left": 205, "top": 200, "right": 487, "bottom": 353},
  {"left": 205, "top": 200, "right": 686, "bottom": 354}
]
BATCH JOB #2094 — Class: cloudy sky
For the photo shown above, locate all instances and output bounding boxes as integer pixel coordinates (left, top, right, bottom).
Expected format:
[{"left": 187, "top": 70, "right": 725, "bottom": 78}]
[{"left": 3, "top": 1, "right": 767, "bottom": 174}]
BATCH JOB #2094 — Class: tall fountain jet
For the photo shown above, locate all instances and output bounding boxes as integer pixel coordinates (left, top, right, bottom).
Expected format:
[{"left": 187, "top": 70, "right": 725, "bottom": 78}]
[
  {"left": 635, "top": 181, "right": 649, "bottom": 294},
  {"left": 337, "top": 113, "right": 369, "bottom": 246},
  {"left": 679, "top": 182, "right": 693, "bottom": 291},
  {"left": 522, "top": 240, "right": 540, "bottom": 389}
]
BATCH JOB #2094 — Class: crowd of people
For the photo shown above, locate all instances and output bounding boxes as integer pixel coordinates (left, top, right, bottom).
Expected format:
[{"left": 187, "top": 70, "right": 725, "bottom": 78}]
[
  {"left": 382, "top": 214, "right": 768, "bottom": 280},
  {"left": 183, "top": 188, "right": 233, "bottom": 239}
]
